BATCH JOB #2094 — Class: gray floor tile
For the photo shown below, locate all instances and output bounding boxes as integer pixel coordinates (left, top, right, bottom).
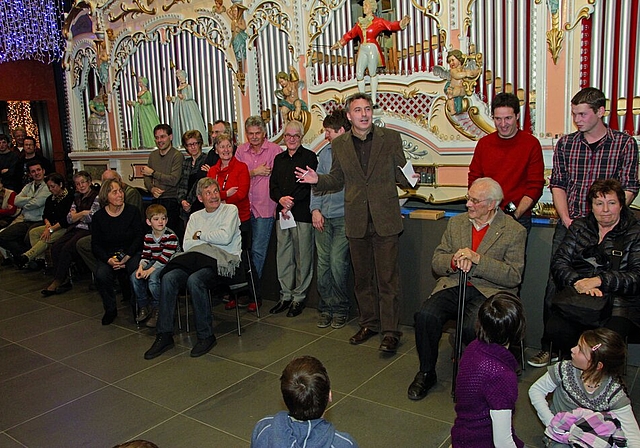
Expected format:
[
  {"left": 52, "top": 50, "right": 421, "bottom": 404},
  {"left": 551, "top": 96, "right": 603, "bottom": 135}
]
[
  {"left": 265, "top": 337, "right": 410, "bottom": 395},
  {"left": 211, "top": 322, "right": 319, "bottom": 368},
  {"left": 135, "top": 414, "right": 249, "bottom": 447},
  {"left": 19, "top": 319, "right": 133, "bottom": 361},
  {"left": 0, "top": 344, "right": 53, "bottom": 383},
  {"left": 0, "top": 297, "right": 46, "bottom": 321},
  {"left": 63, "top": 333, "right": 188, "bottom": 383},
  {"left": 185, "top": 370, "right": 281, "bottom": 441},
  {"left": 0, "top": 433, "right": 25, "bottom": 448},
  {"left": 0, "top": 362, "right": 106, "bottom": 431},
  {"left": 0, "top": 307, "right": 86, "bottom": 342},
  {"left": 329, "top": 395, "right": 453, "bottom": 447},
  {"left": 5, "top": 387, "right": 174, "bottom": 447},
  {"left": 116, "top": 353, "right": 259, "bottom": 412}
]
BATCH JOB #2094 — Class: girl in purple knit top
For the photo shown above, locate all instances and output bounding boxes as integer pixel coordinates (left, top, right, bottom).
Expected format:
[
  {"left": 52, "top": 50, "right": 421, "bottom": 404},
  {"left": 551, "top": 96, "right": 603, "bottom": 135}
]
[{"left": 451, "top": 292, "right": 525, "bottom": 447}]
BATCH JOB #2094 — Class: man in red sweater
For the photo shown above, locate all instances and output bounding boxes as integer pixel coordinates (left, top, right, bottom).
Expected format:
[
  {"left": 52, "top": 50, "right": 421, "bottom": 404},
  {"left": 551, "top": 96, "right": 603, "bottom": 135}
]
[{"left": 468, "top": 93, "right": 544, "bottom": 233}]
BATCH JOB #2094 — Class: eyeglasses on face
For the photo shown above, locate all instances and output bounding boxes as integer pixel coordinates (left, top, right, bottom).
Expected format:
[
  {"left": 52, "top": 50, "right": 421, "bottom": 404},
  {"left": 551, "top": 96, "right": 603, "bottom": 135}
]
[
  {"left": 465, "top": 194, "right": 489, "bottom": 205},
  {"left": 284, "top": 134, "right": 301, "bottom": 139}
]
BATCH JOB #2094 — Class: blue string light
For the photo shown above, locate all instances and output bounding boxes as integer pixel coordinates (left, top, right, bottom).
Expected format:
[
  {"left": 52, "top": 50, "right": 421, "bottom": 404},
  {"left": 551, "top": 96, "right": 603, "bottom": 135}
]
[{"left": 0, "top": 0, "right": 65, "bottom": 64}]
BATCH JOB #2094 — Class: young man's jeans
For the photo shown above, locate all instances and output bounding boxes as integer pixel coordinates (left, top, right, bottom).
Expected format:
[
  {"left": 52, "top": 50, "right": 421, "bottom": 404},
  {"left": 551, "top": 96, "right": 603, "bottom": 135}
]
[
  {"left": 315, "top": 216, "right": 350, "bottom": 317},
  {"left": 250, "top": 215, "right": 274, "bottom": 279}
]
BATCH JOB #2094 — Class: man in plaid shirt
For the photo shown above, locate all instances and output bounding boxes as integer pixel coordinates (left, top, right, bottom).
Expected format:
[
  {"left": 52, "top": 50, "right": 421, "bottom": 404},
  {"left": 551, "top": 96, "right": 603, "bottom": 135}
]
[{"left": 528, "top": 87, "right": 639, "bottom": 368}]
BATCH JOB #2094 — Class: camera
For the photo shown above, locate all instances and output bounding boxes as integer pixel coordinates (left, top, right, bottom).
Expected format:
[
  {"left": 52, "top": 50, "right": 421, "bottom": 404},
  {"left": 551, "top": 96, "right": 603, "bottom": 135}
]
[{"left": 113, "top": 251, "right": 126, "bottom": 261}]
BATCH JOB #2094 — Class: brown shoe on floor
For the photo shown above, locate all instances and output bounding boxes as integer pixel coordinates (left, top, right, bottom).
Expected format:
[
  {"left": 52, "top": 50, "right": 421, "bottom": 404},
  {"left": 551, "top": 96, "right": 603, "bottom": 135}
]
[
  {"left": 349, "top": 327, "right": 379, "bottom": 345},
  {"left": 379, "top": 335, "right": 399, "bottom": 353}
]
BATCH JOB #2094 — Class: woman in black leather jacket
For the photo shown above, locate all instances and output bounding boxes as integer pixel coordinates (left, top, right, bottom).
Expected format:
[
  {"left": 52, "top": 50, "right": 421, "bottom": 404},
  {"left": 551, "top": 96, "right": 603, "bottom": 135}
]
[{"left": 547, "top": 179, "right": 640, "bottom": 357}]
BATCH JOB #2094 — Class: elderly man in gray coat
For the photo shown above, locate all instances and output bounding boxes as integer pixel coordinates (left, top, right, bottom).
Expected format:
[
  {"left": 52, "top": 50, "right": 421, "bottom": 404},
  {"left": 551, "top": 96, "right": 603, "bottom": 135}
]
[{"left": 407, "top": 177, "right": 527, "bottom": 400}]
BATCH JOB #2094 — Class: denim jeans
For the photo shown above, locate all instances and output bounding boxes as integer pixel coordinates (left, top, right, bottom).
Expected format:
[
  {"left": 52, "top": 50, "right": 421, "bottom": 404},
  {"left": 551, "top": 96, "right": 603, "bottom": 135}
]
[
  {"left": 130, "top": 266, "right": 164, "bottom": 309},
  {"left": 250, "top": 215, "right": 274, "bottom": 279},
  {"left": 157, "top": 267, "right": 217, "bottom": 340},
  {"left": 315, "top": 216, "right": 350, "bottom": 317}
]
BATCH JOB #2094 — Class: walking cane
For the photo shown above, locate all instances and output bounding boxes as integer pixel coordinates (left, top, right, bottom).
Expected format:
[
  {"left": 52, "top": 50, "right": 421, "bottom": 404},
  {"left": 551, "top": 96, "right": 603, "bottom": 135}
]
[{"left": 451, "top": 269, "right": 467, "bottom": 401}]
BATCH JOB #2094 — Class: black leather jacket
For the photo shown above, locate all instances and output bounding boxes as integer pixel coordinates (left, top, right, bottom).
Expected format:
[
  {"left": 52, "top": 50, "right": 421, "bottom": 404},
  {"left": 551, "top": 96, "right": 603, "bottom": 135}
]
[{"left": 552, "top": 208, "right": 640, "bottom": 324}]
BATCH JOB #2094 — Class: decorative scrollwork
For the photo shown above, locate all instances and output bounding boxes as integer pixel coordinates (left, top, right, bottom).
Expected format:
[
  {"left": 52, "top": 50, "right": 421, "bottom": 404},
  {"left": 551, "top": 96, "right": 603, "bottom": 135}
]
[
  {"left": 546, "top": 12, "right": 563, "bottom": 65},
  {"left": 247, "top": 2, "right": 291, "bottom": 47},
  {"left": 564, "top": 5, "right": 595, "bottom": 31},
  {"left": 162, "top": 0, "right": 190, "bottom": 13},
  {"left": 72, "top": 47, "right": 96, "bottom": 88},
  {"left": 305, "top": 0, "right": 343, "bottom": 61},
  {"left": 108, "top": 0, "right": 156, "bottom": 23},
  {"left": 110, "top": 16, "right": 227, "bottom": 85},
  {"left": 411, "top": 0, "right": 444, "bottom": 32},
  {"left": 402, "top": 139, "right": 429, "bottom": 160}
]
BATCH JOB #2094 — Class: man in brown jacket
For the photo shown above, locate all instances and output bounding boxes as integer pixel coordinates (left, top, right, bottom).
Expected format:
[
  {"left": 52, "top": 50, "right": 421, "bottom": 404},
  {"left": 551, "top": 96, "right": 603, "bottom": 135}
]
[{"left": 296, "top": 93, "right": 413, "bottom": 354}]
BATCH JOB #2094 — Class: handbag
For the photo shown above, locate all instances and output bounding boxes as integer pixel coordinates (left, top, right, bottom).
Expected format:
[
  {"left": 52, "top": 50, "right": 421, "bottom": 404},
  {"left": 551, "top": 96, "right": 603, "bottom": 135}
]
[{"left": 551, "top": 234, "right": 625, "bottom": 326}]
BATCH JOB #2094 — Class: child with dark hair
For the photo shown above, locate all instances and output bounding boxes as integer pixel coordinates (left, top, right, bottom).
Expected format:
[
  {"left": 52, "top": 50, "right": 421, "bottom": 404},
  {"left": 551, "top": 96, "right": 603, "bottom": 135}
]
[
  {"left": 451, "top": 292, "right": 526, "bottom": 447},
  {"left": 529, "top": 328, "right": 640, "bottom": 446},
  {"left": 251, "top": 356, "right": 358, "bottom": 448}
]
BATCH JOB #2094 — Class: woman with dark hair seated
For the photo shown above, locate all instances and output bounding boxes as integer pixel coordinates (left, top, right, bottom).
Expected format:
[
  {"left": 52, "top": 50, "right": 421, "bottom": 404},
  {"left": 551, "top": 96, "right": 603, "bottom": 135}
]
[
  {"left": 91, "top": 178, "right": 144, "bottom": 325},
  {"left": 545, "top": 178, "right": 640, "bottom": 358},
  {"left": 16, "top": 173, "right": 74, "bottom": 270},
  {"left": 42, "top": 171, "right": 100, "bottom": 295}
]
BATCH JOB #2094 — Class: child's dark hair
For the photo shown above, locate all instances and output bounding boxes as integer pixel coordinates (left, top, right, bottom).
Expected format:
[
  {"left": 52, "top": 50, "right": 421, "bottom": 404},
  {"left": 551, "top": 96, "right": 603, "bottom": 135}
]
[
  {"left": 476, "top": 292, "right": 526, "bottom": 346},
  {"left": 280, "top": 356, "right": 330, "bottom": 421},
  {"left": 145, "top": 204, "right": 167, "bottom": 220},
  {"left": 580, "top": 328, "right": 626, "bottom": 389},
  {"left": 112, "top": 440, "right": 159, "bottom": 448}
]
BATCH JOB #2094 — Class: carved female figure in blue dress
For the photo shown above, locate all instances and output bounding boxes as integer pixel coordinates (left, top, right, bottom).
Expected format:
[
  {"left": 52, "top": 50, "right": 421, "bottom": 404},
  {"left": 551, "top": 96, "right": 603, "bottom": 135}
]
[
  {"left": 126, "top": 77, "right": 160, "bottom": 148},
  {"left": 166, "top": 70, "right": 208, "bottom": 148}
]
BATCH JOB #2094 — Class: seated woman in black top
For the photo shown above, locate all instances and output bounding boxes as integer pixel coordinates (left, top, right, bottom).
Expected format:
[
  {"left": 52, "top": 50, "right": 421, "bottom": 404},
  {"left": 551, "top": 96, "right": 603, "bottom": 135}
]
[
  {"left": 545, "top": 179, "right": 640, "bottom": 357},
  {"left": 91, "top": 179, "right": 144, "bottom": 325},
  {"left": 41, "top": 171, "right": 100, "bottom": 295},
  {"left": 16, "top": 173, "right": 74, "bottom": 269}
]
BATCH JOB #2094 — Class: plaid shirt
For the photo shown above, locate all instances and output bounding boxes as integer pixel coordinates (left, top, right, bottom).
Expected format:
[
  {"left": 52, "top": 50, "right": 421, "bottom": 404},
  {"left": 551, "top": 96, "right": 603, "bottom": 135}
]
[{"left": 550, "top": 127, "right": 639, "bottom": 219}]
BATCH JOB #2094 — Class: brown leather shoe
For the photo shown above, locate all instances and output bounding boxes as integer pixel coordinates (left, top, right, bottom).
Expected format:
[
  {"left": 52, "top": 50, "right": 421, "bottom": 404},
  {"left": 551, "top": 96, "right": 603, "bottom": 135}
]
[
  {"left": 349, "top": 327, "right": 379, "bottom": 345},
  {"left": 379, "top": 335, "right": 400, "bottom": 353}
]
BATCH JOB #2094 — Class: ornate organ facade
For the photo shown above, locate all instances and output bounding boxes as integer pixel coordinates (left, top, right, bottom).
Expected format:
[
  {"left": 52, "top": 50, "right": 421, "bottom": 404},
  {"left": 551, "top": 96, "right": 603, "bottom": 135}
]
[{"left": 63, "top": 0, "right": 640, "bottom": 205}]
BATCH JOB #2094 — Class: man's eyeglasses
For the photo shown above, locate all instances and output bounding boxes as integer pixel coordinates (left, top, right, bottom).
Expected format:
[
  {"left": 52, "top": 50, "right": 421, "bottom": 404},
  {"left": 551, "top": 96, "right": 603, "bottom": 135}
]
[
  {"left": 284, "top": 134, "right": 301, "bottom": 139},
  {"left": 465, "top": 194, "right": 489, "bottom": 205}
]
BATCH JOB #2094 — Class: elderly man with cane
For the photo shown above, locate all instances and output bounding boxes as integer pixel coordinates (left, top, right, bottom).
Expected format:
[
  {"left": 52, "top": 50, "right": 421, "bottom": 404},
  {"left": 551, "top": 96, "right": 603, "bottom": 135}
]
[{"left": 407, "top": 177, "right": 526, "bottom": 400}]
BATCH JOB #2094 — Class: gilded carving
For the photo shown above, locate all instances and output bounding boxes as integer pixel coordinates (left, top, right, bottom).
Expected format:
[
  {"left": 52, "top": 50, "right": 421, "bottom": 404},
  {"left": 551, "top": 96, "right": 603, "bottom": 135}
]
[
  {"left": 247, "top": 2, "right": 291, "bottom": 47},
  {"left": 108, "top": 0, "right": 156, "bottom": 22}
]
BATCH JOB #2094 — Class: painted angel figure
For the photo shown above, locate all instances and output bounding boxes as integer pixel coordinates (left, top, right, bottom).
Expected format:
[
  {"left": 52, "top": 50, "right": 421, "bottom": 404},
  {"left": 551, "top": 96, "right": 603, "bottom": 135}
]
[
  {"left": 433, "top": 49, "right": 482, "bottom": 115},
  {"left": 274, "top": 66, "right": 309, "bottom": 124}
]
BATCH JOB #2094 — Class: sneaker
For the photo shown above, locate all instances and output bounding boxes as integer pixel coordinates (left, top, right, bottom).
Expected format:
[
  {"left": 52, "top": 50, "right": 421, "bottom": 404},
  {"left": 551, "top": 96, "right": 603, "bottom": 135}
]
[
  {"left": 144, "top": 333, "right": 174, "bottom": 359},
  {"left": 224, "top": 299, "right": 237, "bottom": 310},
  {"left": 527, "top": 350, "right": 559, "bottom": 368},
  {"left": 15, "top": 255, "right": 29, "bottom": 269},
  {"left": 146, "top": 308, "right": 159, "bottom": 328},
  {"left": 136, "top": 306, "right": 150, "bottom": 323},
  {"left": 317, "top": 313, "right": 332, "bottom": 328},
  {"left": 331, "top": 315, "right": 348, "bottom": 329}
]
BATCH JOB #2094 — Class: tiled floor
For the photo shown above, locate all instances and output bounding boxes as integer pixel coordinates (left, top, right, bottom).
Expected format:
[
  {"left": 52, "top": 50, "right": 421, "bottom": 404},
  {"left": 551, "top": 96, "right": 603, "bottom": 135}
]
[{"left": 1, "top": 266, "right": 639, "bottom": 447}]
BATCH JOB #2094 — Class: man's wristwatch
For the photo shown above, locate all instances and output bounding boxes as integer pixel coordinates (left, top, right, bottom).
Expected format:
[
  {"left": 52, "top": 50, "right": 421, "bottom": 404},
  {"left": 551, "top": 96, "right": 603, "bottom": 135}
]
[{"left": 48, "top": 228, "right": 54, "bottom": 234}]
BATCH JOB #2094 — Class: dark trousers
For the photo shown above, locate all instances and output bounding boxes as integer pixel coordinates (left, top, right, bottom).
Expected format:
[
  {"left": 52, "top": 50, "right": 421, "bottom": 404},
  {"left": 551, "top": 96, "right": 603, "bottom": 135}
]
[
  {"left": 95, "top": 253, "right": 140, "bottom": 314},
  {"left": 546, "top": 313, "right": 638, "bottom": 358},
  {"left": 414, "top": 286, "right": 486, "bottom": 373},
  {"left": 348, "top": 228, "right": 401, "bottom": 337},
  {"left": 51, "top": 229, "right": 90, "bottom": 282},
  {"left": 0, "top": 220, "right": 43, "bottom": 258},
  {"left": 541, "top": 222, "right": 569, "bottom": 350}
]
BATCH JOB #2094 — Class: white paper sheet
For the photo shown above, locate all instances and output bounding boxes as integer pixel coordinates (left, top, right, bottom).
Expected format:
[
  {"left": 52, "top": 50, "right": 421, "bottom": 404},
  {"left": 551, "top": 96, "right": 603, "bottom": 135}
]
[
  {"left": 399, "top": 161, "right": 418, "bottom": 188},
  {"left": 279, "top": 211, "right": 297, "bottom": 229}
]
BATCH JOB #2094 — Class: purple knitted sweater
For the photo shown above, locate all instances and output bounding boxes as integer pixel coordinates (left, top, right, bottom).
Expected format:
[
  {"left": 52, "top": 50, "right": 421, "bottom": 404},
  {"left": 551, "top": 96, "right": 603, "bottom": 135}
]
[{"left": 451, "top": 339, "right": 524, "bottom": 447}]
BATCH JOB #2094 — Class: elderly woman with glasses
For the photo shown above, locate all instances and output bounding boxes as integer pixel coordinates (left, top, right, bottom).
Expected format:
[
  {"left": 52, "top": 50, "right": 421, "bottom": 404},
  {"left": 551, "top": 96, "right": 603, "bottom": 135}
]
[{"left": 177, "top": 130, "right": 208, "bottom": 224}]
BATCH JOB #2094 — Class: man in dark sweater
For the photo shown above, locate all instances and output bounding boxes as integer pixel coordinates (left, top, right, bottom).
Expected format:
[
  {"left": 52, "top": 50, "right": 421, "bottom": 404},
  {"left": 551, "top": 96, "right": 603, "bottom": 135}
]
[
  {"left": 141, "top": 124, "right": 183, "bottom": 237},
  {"left": 268, "top": 120, "right": 317, "bottom": 318}
]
